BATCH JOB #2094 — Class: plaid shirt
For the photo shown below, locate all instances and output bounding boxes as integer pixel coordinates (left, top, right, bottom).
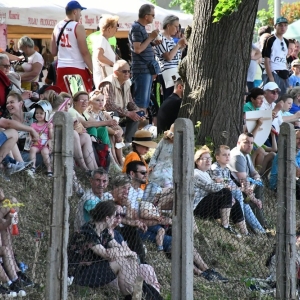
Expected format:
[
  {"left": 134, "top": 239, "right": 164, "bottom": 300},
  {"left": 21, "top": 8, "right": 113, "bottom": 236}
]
[{"left": 100, "top": 82, "right": 139, "bottom": 117}]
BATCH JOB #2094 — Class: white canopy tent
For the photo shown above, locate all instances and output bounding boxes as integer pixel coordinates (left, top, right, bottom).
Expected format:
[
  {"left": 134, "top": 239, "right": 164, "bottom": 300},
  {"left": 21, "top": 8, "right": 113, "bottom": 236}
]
[{"left": 0, "top": 0, "right": 193, "bottom": 31}]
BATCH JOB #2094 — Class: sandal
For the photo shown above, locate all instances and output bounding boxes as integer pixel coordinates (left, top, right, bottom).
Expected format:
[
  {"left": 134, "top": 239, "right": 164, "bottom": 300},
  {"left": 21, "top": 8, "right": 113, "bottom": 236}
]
[{"left": 47, "top": 172, "right": 53, "bottom": 178}]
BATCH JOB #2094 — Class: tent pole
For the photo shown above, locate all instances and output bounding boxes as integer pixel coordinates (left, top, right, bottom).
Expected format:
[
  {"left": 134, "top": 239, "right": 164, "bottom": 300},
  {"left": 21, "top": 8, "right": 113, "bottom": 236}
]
[{"left": 274, "top": 0, "right": 281, "bottom": 23}]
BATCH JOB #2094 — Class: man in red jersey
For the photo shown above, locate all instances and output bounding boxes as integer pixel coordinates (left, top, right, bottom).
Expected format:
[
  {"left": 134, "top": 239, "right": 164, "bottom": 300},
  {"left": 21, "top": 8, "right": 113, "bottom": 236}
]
[{"left": 51, "top": 1, "right": 93, "bottom": 92}]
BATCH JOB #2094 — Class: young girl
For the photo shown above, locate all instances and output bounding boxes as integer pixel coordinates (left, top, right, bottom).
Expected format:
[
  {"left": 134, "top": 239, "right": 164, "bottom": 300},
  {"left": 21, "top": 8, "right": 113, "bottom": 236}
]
[
  {"left": 87, "top": 90, "right": 124, "bottom": 167},
  {"left": 29, "top": 100, "right": 53, "bottom": 177},
  {"left": 148, "top": 124, "right": 174, "bottom": 188}
]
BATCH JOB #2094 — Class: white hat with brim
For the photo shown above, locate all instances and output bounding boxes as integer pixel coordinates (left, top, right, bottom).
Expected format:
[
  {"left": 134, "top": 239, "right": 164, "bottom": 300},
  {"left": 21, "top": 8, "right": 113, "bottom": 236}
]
[
  {"left": 263, "top": 82, "right": 281, "bottom": 92},
  {"left": 132, "top": 130, "right": 157, "bottom": 148}
]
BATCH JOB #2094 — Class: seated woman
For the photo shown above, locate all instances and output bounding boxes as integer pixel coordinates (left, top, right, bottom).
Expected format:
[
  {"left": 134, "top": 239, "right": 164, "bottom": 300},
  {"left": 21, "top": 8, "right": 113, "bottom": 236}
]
[
  {"left": 69, "top": 91, "right": 120, "bottom": 169},
  {"left": 71, "top": 200, "right": 161, "bottom": 298},
  {"left": 194, "top": 146, "right": 249, "bottom": 236},
  {"left": 16, "top": 36, "right": 43, "bottom": 91},
  {"left": 148, "top": 124, "right": 174, "bottom": 188},
  {"left": 87, "top": 90, "right": 124, "bottom": 167}
]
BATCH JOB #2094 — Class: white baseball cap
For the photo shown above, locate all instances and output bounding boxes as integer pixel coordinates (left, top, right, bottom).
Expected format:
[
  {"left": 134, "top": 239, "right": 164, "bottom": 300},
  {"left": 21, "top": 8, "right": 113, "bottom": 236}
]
[{"left": 263, "top": 82, "right": 281, "bottom": 92}]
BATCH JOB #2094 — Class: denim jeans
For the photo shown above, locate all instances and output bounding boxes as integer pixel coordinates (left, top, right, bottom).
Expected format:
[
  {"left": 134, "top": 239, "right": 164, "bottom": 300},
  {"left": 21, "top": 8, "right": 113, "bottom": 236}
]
[
  {"left": 231, "top": 188, "right": 265, "bottom": 233},
  {"left": 132, "top": 73, "right": 153, "bottom": 108}
]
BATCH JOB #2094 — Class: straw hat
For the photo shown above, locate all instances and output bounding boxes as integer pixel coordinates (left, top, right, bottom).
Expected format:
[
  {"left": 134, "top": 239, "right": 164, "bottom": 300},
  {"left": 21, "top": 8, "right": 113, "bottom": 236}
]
[
  {"left": 164, "top": 123, "right": 174, "bottom": 140},
  {"left": 194, "top": 145, "right": 211, "bottom": 163},
  {"left": 132, "top": 130, "right": 157, "bottom": 148}
]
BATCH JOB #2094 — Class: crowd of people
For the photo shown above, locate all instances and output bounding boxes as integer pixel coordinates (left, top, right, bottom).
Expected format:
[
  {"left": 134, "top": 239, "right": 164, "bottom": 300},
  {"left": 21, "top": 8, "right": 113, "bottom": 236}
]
[{"left": 0, "top": 0, "right": 300, "bottom": 298}]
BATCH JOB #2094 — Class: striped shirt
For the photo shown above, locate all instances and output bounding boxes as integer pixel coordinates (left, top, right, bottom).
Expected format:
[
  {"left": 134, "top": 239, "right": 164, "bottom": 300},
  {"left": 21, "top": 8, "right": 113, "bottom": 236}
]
[
  {"left": 129, "top": 21, "right": 154, "bottom": 74},
  {"left": 154, "top": 36, "right": 181, "bottom": 72}
]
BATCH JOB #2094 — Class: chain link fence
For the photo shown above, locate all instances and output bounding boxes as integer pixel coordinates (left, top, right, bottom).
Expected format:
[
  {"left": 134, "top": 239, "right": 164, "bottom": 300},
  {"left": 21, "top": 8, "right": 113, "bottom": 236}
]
[{"left": 0, "top": 118, "right": 298, "bottom": 299}]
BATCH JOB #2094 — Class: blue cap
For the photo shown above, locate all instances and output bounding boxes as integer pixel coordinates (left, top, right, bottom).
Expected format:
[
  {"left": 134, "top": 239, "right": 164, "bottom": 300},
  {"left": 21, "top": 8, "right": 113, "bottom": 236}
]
[
  {"left": 275, "top": 16, "right": 288, "bottom": 25},
  {"left": 66, "top": 1, "right": 86, "bottom": 11}
]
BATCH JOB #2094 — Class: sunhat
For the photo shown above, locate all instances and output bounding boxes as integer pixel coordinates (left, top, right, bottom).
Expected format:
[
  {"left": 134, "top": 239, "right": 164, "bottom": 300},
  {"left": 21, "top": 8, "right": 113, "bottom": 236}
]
[{"left": 132, "top": 130, "right": 157, "bottom": 148}]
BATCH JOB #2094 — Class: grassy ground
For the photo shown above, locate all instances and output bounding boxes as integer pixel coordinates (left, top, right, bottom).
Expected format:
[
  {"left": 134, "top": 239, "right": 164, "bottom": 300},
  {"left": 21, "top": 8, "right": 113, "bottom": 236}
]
[{"left": 0, "top": 168, "right": 282, "bottom": 299}]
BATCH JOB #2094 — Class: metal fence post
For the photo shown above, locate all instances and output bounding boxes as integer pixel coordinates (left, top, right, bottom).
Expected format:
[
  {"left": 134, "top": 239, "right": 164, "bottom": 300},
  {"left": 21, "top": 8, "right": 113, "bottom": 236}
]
[
  {"left": 45, "top": 112, "right": 73, "bottom": 300},
  {"left": 172, "top": 118, "right": 194, "bottom": 300},
  {"left": 276, "top": 122, "right": 296, "bottom": 299}
]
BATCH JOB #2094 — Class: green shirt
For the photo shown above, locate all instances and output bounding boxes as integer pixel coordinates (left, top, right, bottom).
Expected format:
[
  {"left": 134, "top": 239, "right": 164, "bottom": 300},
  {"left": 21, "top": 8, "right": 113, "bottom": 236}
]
[
  {"left": 243, "top": 102, "right": 259, "bottom": 112},
  {"left": 86, "top": 31, "right": 117, "bottom": 56}
]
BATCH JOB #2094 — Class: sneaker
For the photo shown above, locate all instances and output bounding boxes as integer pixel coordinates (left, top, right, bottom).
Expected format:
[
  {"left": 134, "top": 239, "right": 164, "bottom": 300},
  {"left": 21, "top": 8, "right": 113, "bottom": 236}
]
[
  {"left": 22, "top": 160, "right": 33, "bottom": 168},
  {"left": 17, "top": 272, "right": 34, "bottom": 287},
  {"left": 0, "top": 284, "right": 17, "bottom": 297},
  {"left": 157, "top": 245, "right": 164, "bottom": 252},
  {"left": 201, "top": 269, "right": 216, "bottom": 282},
  {"left": 26, "top": 167, "right": 36, "bottom": 178},
  {"left": 209, "top": 269, "right": 229, "bottom": 283},
  {"left": 9, "top": 281, "right": 26, "bottom": 297},
  {"left": 6, "top": 162, "right": 27, "bottom": 175},
  {"left": 223, "top": 226, "right": 241, "bottom": 238}
]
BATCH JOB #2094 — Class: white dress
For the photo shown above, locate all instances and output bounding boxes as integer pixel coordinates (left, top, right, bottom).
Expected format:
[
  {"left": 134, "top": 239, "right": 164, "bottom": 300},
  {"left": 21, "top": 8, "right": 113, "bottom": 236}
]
[{"left": 92, "top": 35, "right": 116, "bottom": 89}]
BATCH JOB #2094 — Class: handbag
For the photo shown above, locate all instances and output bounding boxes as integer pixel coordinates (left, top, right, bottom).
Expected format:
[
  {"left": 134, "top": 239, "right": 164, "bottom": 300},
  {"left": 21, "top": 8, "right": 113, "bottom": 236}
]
[
  {"left": 275, "top": 69, "right": 289, "bottom": 80},
  {"left": 92, "top": 140, "right": 110, "bottom": 171},
  {"left": 137, "top": 53, "right": 160, "bottom": 75}
]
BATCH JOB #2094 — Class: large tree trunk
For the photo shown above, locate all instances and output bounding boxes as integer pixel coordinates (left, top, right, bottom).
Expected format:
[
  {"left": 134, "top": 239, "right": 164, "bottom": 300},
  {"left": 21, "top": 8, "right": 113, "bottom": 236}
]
[{"left": 178, "top": 0, "right": 259, "bottom": 148}]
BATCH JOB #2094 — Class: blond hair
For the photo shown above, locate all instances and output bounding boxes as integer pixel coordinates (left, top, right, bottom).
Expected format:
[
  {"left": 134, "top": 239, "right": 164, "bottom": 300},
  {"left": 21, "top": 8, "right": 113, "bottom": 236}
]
[{"left": 99, "top": 14, "right": 119, "bottom": 32}]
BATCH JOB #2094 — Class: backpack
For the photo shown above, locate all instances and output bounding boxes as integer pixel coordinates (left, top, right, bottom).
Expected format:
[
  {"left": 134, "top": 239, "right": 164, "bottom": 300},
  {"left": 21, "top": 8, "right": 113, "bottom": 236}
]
[{"left": 92, "top": 140, "right": 110, "bottom": 171}]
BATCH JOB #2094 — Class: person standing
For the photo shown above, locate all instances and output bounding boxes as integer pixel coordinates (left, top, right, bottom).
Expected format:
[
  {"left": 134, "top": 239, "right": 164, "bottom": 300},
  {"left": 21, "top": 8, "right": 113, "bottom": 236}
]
[
  {"left": 128, "top": 4, "right": 161, "bottom": 113},
  {"left": 262, "top": 17, "right": 289, "bottom": 95},
  {"left": 51, "top": 1, "right": 93, "bottom": 92}
]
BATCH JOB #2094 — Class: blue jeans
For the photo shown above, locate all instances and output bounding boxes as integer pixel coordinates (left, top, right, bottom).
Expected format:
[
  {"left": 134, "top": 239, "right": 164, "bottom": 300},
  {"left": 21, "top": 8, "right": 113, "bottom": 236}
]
[
  {"left": 231, "top": 189, "right": 265, "bottom": 233},
  {"left": 139, "top": 225, "right": 172, "bottom": 252},
  {"left": 132, "top": 73, "right": 153, "bottom": 108}
]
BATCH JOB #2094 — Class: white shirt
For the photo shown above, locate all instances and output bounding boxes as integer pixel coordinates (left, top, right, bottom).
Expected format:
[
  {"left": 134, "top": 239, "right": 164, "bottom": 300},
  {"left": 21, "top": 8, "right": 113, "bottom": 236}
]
[
  {"left": 260, "top": 98, "right": 283, "bottom": 133},
  {"left": 54, "top": 20, "right": 86, "bottom": 69},
  {"left": 128, "top": 186, "right": 144, "bottom": 212},
  {"left": 92, "top": 36, "right": 115, "bottom": 88}
]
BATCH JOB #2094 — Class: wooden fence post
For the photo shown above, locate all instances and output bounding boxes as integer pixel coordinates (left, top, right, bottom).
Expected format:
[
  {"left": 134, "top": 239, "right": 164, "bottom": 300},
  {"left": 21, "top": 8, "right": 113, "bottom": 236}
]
[
  {"left": 172, "top": 118, "right": 194, "bottom": 300},
  {"left": 45, "top": 112, "right": 73, "bottom": 300},
  {"left": 276, "top": 122, "right": 296, "bottom": 299}
]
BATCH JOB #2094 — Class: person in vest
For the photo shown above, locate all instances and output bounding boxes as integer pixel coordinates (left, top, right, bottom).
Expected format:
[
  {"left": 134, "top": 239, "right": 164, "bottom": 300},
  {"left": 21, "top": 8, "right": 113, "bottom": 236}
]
[
  {"left": 51, "top": 1, "right": 93, "bottom": 93},
  {"left": 98, "top": 60, "right": 142, "bottom": 143}
]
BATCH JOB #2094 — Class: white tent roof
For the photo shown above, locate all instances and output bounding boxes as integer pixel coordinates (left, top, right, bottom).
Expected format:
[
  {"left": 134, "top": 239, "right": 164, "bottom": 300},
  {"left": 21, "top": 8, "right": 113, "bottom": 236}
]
[{"left": 0, "top": 0, "right": 193, "bottom": 30}]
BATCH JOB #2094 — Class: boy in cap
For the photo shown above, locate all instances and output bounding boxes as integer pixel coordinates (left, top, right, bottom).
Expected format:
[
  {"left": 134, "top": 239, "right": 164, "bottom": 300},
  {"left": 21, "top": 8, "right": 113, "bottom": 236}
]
[
  {"left": 262, "top": 16, "right": 289, "bottom": 95},
  {"left": 289, "top": 59, "right": 300, "bottom": 88}
]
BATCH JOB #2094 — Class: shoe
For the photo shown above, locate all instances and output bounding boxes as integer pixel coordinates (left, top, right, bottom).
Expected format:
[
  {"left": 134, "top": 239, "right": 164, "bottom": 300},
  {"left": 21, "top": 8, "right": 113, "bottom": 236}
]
[
  {"left": 9, "top": 281, "right": 26, "bottom": 297},
  {"left": 201, "top": 269, "right": 216, "bottom": 281},
  {"left": 157, "top": 245, "right": 164, "bottom": 251},
  {"left": 22, "top": 160, "right": 33, "bottom": 168},
  {"left": 0, "top": 284, "right": 17, "bottom": 297},
  {"left": 17, "top": 272, "right": 34, "bottom": 287},
  {"left": 26, "top": 167, "right": 36, "bottom": 178},
  {"left": 46, "top": 172, "right": 53, "bottom": 178},
  {"left": 223, "top": 226, "right": 241, "bottom": 238},
  {"left": 209, "top": 269, "right": 229, "bottom": 283},
  {"left": 6, "top": 162, "right": 27, "bottom": 175}
]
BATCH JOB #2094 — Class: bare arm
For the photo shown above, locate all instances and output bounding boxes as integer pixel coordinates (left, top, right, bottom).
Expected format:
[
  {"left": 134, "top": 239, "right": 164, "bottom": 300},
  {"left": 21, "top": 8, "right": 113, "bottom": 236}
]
[
  {"left": 264, "top": 57, "right": 274, "bottom": 82},
  {"left": 20, "top": 62, "right": 43, "bottom": 82},
  {"left": 132, "top": 30, "right": 158, "bottom": 54},
  {"left": 97, "top": 48, "right": 114, "bottom": 67},
  {"left": 51, "top": 31, "right": 58, "bottom": 56},
  {"left": 76, "top": 24, "right": 93, "bottom": 71},
  {"left": 251, "top": 47, "right": 262, "bottom": 60}
]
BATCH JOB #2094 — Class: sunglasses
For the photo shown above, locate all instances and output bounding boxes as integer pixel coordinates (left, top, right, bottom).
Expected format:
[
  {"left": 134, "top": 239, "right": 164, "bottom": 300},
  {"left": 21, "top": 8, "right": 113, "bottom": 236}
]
[
  {"left": 90, "top": 90, "right": 101, "bottom": 97},
  {"left": 134, "top": 171, "right": 147, "bottom": 175},
  {"left": 119, "top": 70, "right": 131, "bottom": 74},
  {"left": 146, "top": 14, "right": 155, "bottom": 17},
  {"left": 115, "top": 213, "right": 126, "bottom": 218},
  {"left": 269, "top": 90, "right": 279, "bottom": 95},
  {"left": 281, "top": 41, "right": 285, "bottom": 51},
  {"left": 0, "top": 64, "right": 10, "bottom": 69}
]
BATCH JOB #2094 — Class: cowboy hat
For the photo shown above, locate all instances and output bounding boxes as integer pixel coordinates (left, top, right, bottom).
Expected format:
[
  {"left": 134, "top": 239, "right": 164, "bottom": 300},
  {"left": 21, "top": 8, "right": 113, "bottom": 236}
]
[{"left": 132, "top": 130, "right": 157, "bottom": 148}]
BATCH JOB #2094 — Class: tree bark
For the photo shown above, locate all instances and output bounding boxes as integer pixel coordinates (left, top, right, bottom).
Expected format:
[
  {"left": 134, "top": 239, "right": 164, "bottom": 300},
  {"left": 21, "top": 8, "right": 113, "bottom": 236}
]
[{"left": 178, "top": 0, "right": 259, "bottom": 148}]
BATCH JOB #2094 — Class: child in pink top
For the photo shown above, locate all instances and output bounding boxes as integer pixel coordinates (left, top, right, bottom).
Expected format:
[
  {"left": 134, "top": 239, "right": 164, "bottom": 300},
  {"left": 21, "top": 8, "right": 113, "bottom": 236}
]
[{"left": 29, "top": 101, "right": 53, "bottom": 177}]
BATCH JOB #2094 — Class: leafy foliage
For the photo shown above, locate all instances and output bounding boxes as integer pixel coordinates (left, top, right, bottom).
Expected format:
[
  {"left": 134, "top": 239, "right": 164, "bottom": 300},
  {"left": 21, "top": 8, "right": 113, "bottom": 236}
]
[
  {"left": 212, "top": 0, "right": 242, "bottom": 23},
  {"left": 150, "top": 0, "right": 157, "bottom": 4},
  {"left": 169, "top": 0, "right": 195, "bottom": 14},
  {"left": 281, "top": 2, "right": 300, "bottom": 25},
  {"left": 256, "top": 0, "right": 274, "bottom": 29}
]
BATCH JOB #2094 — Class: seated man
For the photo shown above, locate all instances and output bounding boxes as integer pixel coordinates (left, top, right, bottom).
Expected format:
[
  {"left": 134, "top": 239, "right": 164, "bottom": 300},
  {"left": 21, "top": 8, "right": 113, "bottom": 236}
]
[
  {"left": 98, "top": 60, "right": 142, "bottom": 143},
  {"left": 74, "top": 168, "right": 113, "bottom": 230},
  {"left": 157, "top": 78, "right": 183, "bottom": 134},
  {"left": 228, "top": 133, "right": 266, "bottom": 228}
]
